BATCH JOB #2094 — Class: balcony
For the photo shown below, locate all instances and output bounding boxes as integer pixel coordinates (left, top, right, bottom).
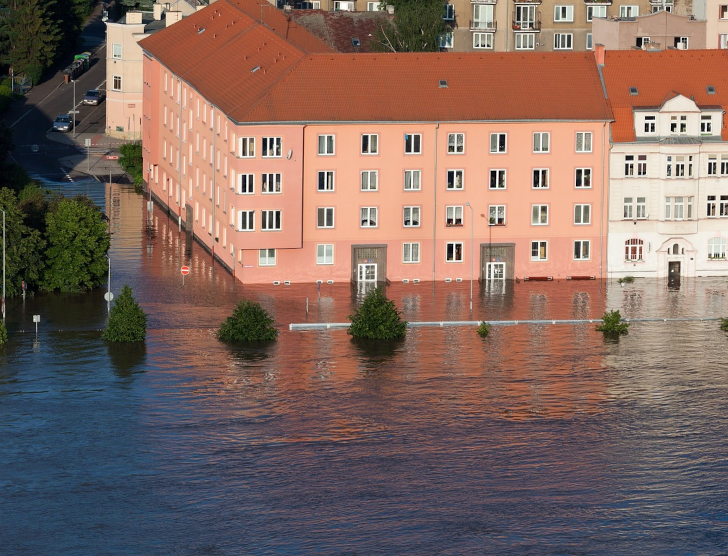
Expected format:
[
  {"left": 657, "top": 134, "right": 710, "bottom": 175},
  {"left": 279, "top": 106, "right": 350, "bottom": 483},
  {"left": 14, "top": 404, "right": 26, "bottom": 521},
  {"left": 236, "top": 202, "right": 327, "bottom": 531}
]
[
  {"left": 649, "top": 0, "right": 673, "bottom": 4},
  {"left": 584, "top": 0, "right": 612, "bottom": 3},
  {"left": 512, "top": 13, "right": 541, "bottom": 30},
  {"left": 513, "top": 0, "right": 541, "bottom": 4},
  {"left": 472, "top": 0, "right": 497, "bottom": 3},
  {"left": 470, "top": 19, "right": 497, "bottom": 31}
]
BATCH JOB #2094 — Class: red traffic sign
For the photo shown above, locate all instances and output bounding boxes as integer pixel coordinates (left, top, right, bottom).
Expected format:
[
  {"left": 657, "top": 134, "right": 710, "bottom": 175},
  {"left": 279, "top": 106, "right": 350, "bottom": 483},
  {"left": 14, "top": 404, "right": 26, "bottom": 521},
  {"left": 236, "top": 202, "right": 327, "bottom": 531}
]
[
  {"left": 105, "top": 155, "right": 119, "bottom": 160},
  {"left": 180, "top": 265, "right": 190, "bottom": 275}
]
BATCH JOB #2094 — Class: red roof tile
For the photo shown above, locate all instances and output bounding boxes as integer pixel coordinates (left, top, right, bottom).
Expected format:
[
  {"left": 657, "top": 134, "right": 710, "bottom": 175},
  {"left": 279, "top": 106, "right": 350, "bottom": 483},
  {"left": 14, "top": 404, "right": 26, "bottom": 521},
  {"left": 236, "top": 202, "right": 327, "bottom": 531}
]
[
  {"left": 602, "top": 49, "right": 728, "bottom": 142},
  {"left": 291, "top": 11, "right": 391, "bottom": 53}
]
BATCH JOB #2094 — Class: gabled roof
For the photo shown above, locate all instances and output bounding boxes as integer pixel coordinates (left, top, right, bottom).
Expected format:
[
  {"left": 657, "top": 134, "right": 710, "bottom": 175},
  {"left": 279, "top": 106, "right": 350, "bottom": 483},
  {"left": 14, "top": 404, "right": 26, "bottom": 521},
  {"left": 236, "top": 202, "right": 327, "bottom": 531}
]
[
  {"left": 141, "top": 1, "right": 612, "bottom": 124},
  {"left": 602, "top": 49, "right": 728, "bottom": 142}
]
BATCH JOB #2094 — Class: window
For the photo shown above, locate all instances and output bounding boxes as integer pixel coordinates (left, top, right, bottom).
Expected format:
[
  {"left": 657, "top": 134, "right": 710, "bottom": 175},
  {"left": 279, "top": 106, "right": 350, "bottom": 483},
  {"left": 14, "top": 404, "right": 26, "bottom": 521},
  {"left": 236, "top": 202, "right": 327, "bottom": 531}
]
[
  {"left": 489, "top": 205, "right": 506, "bottom": 225},
  {"left": 707, "top": 195, "right": 717, "bottom": 217},
  {"left": 636, "top": 36, "right": 650, "bottom": 48},
  {"left": 405, "top": 133, "right": 422, "bottom": 154},
  {"left": 473, "top": 32, "right": 493, "bottom": 49},
  {"left": 531, "top": 241, "right": 547, "bottom": 261},
  {"left": 620, "top": 5, "right": 638, "bottom": 16},
  {"left": 112, "top": 75, "right": 122, "bottom": 91},
  {"left": 446, "top": 205, "right": 463, "bottom": 226},
  {"left": 708, "top": 238, "right": 727, "bottom": 259},
  {"left": 531, "top": 204, "right": 548, "bottom": 225},
  {"left": 665, "top": 196, "right": 693, "bottom": 220},
  {"left": 318, "top": 171, "right": 334, "bottom": 191},
  {"left": 361, "top": 207, "right": 378, "bottom": 227},
  {"left": 112, "top": 43, "right": 122, "bottom": 59},
  {"left": 722, "top": 195, "right": 728, "bottom": 216},
  {"left": 438, "top": 31, "right": 454, "bottom": 48},
  {"left": 722, "top": 155, "right": 728, "bottom": 175},
  {"left": 515, "top": 4, "right": 536, "bottom": 27},
  {"left": 674, "top": 37, "right": 688, "bottom": 49},
  {"left": 490, "top": 169, "right": 506, "bottom": 189},
  {"left": 259, "top": 249, "right": 276, "bottom": 266},
  {"left": 533, "top": 132, "right": 549, "bottom": 153},
  {"left": 238, "top": 173, "right": 254, "bottom": 194},
  {"left": 576, "top": 132, "right": 592, "bottom": 153},
  {"left": 636, "top": 197, "right": 647, "bottom": 219},
  {"left": 708, "top": 155, "right": 718, "bottom": 175},
  {"left": 554, "top": 5, "right": 574, "bottom": 21},
  {"left": 317, "top": 207, "right": 335, "bottom": 228},
  {"left": 515, "top": 33, "right": 535, "bottom": 50},
  {"left": 490, "top": 133, "right": 507, "bottom": 153},
  {"left": 473, "top": 4, "right": 494, "bottom": 27},
  {"left": 575, "top": 168, "right": 591, "bottom": 188},
  {"left": 238, "top": 137, "right": 255, "bottom": 158},
  {"left": 261, "top": 173, "right": 282, "bottom": 193},
  {"left": 644, "top": 116, "right": 656, "bottom": 134},
  {"left": 625, "top": 238, "right": 643, "bottom": 260},
  {"left": 403, "top": 206, "right": 420, "bottom": 227},
  {"left": 701, "top": 115, "right": 713, "bottom": 135},
  {"left": 443, "top": 3, "right": 454, "bottom": 20},
  {"left": 262, "top": 137, "right": 282, "bottom": 158},
  {"left": 637, "top": 155, "right": 647, "bottom": 176},
  {"left": 317, "top": 244, "right": 334, "bottom": 265},
  {"left": 446, "top": 242, "right": 463, "bottom": 262},
  {"left": 404, "top": 170, "right": 421, "bottom": 190},
  {"left": 574, "top": 240, "right": 590, "bottom": 260},
  {"left": 261, "top": 210, "right": 282, "bottom": 231},
  {"left": 670, "top": 115, "right": 687, "bottom": 134},
  {"left": 554, "top": 33, "right": 573, "bottom": 49},
  {"left": 721, "top": 34, "right": 728, "bottom": 48},
  {"left": 533, "top": 169, "right": 549, "bottom": 189},
  {"left": 574, "top": 204, "right": 591, "bottom": 225},
  {"left": 586, "top": 33, "right": 593, "bottom": 50},
  {"left": 447, "top": 169, "right": 464, "bottom": 190},
  {"left": 448, "top": 133, "right": 464, "bottom": 154},
  {"left": 586, "top": 5, "right": 606, "bottom": 21},
  {"left": 318, "top": 134, "right": 335, "bottom": 155},
  {"left": 625, "top": 155, "right": 635, "bottom": 177},
  {"left": 623, "top": 197, "right": 633, "bottom": 219},
  {"left": 361, "top": 134, "right": 378, "bottom": 154},
  {"left": 403, "top": 242, "right": 420, "bottom": 263},
  {"left": 721, "top": 5, "right": 728, "bottom": 19},
  {"left": 361, "top": 170, "right": 378, "bottom": 191},
  {"left": 238, "top": 210, "right": 255, "bottom": 231},
  {"left": 666, "top": 155, "right": 693, "bottom": 178},
  {"left": 367, "top": 1, "right": 382, "bottom": 10}
]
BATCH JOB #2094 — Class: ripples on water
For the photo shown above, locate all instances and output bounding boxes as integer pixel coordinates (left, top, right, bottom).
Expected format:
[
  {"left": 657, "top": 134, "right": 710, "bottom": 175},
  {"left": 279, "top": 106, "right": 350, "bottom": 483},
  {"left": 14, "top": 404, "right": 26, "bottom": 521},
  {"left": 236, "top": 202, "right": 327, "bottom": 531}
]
[{"left": 1, "top": 185, "right": 728, "bottom": 554}]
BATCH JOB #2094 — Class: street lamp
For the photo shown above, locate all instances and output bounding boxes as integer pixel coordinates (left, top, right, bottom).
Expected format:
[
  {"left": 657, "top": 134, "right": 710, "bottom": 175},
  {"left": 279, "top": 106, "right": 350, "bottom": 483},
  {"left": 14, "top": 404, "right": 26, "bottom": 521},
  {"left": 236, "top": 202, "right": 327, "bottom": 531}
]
[
  {"left": 465, "top": 202, "right": 474, "bottom": 317},
  {"left": 71, "top": 79, "right": 77, "bottom": 140},
  {"left": 1, "top": 208, "right": 5, "bottom": 321},
  {"left": 106, "top": 254, "right": 111, "bottom": 313}
]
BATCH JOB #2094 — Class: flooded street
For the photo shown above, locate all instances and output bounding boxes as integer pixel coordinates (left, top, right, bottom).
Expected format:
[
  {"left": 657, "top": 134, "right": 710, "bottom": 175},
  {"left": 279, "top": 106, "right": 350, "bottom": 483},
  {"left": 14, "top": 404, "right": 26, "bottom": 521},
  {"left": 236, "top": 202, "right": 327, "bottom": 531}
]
[{"left": 2, "top": 183, "right": 728, "bottom": 554}]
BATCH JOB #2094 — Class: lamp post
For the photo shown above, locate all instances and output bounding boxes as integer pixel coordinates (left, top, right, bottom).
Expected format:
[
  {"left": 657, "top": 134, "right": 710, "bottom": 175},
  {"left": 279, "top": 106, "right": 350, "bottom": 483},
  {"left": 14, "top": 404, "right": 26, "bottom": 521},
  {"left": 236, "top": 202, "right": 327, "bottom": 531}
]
[
  {"left": 1, "top": 208, "right": 5, "bottom": 321},
  {"left": 106, "top": 254, "right": 111, "bottom": 313},
  {"left": 465, "top": 202, "right": 474, "bottom": 317},
  {"left": 71, "top": 79, "right": 76, "bottom": 139}
]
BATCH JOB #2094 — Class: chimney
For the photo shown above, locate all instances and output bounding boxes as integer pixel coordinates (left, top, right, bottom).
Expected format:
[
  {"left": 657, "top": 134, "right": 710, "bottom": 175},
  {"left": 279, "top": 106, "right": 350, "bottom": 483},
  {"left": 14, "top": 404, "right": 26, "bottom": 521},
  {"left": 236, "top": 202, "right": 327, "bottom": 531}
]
[
  {"left": 153, "top": 2, "right": 163, "bottom": 20},
  {"left": 594, "top": 43, "right": 605, "bottom": 65},
  {"left": 126, "top": 11, "right": 143, "bottom": 24},
  {"left": 165, "top": 11, "right": 182, "bottom": 26}
]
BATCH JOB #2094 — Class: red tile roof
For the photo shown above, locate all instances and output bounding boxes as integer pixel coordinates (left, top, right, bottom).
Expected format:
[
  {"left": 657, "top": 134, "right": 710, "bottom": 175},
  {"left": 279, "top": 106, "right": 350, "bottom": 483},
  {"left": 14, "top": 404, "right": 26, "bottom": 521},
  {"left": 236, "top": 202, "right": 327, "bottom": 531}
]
[
  {"left": 141, "top": 3, "right": 612, "bottom": 124},
  {"left": 291, "top": 10, "right": 391, "bottom": 53},
  {"left": 602, "top": 49, "right": 728, "bottom": 142}
]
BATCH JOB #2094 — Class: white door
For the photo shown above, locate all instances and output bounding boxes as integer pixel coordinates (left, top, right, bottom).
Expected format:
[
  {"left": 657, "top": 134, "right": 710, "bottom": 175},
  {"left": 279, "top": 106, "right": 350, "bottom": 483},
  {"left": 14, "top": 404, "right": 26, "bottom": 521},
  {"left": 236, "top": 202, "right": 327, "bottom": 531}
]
[
  {"left": 486, "top": 262, "right": 505, "bottom": 280},
  {"left": 358, "top": 263, "right": 377, "bottom": 282}
]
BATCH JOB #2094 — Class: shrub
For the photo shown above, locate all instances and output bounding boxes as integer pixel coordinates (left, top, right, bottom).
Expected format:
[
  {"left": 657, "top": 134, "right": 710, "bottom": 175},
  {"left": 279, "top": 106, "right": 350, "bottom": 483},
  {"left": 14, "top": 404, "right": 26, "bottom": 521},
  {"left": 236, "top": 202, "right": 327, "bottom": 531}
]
[
  {"left": 348, "top": 287, "right": 407, "bottom": 340},
  {"left": 596, "top": 309, "right": 629, "bottom": 335},
  {"left": 216, "top": 300, "right": 278, "bottom": 343},
  {"left": 720, "top": 317, "right": 728, "bottom": 332},
  {"left": 102, "top": 285, "right": 147, "bottom": 342},
  {"left": 477, "top": 321, "right": 492, "bottom": 338},
  {"left": 0, "top": 320, "right": 7, "bottom": 345},
  {"left": 617, "top": 276, "right": 635, "bottom": 284}
]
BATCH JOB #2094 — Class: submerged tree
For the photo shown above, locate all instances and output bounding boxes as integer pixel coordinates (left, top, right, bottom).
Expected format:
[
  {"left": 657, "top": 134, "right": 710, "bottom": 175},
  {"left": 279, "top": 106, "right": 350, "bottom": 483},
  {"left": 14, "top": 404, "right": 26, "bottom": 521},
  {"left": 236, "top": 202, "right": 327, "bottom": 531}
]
[
  {"left": 348, "top": 287, "right": 407, "bottom": 340},
  {"left": 596, "top": 309, "right": 630, "bottom": 336},
  {"left": 102, "top": 285, "right": 147, "bottom": 342},
  {"left": 216, "top": 300, "right": 278, "bottom": 343}
]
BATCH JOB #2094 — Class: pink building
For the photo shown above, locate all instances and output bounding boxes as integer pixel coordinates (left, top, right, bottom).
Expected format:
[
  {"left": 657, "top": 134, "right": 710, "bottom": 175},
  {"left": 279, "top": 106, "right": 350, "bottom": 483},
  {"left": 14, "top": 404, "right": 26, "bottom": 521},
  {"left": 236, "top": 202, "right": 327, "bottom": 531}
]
[{"left": 140, "top": 0, "right": 612, "bottom": 285}]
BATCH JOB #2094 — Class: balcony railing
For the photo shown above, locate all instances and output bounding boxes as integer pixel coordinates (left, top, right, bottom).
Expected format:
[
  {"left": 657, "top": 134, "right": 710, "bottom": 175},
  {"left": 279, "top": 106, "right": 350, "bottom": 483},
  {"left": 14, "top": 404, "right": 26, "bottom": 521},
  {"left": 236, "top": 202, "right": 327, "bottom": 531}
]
[
  {"left": 512, "top": 13, "right": 542, "bottom": 30},
  {"left": 584, "top": 0, "right": 612, "bottom": 3},
  {"left": 513, "top": 0, "right": 541, "bottom": 4},
  {"left": 649, "top": 0, "right": 673, "bottom": 4},
  {"left": 471, "top": 0, "right": 497, "bottom": 3},
  {"left": 470, "top": 19, "right": 497, "bottom": 31}
]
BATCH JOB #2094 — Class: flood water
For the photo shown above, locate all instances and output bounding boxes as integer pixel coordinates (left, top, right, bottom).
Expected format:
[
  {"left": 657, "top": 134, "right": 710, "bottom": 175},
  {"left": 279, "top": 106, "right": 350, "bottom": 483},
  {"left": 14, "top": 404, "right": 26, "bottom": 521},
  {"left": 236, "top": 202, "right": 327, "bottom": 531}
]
[{"left": 2, "top": 183, "right": 728, "bottom": 554}]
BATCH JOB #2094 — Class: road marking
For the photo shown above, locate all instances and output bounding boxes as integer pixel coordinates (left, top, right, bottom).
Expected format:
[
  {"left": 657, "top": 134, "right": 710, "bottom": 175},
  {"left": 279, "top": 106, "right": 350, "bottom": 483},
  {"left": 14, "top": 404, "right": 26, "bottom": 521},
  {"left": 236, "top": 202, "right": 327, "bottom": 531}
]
[{"left": 10, "top": 81, "right": 65, "bottom": 128}]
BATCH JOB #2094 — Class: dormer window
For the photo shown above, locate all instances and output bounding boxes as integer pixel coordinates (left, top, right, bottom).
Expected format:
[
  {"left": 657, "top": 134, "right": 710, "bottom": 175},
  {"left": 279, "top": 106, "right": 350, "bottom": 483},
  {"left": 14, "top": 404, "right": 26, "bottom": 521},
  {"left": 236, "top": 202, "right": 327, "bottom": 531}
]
[
  {"left": 670, "top": 115, "right": 687, "bottom": 134},
  {"left": 644, "top": 115, "right": 656, "bottom": 134},
  {"left": 701, "top": 115, "right": 713, "bottom": 135}
]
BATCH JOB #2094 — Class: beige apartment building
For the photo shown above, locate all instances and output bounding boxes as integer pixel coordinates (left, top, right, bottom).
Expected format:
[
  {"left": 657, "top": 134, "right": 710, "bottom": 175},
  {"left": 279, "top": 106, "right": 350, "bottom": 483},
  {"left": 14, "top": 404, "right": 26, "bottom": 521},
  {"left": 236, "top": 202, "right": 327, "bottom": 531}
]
[{"left": 592, "top": 10, "right": 706, "bottom": 49}]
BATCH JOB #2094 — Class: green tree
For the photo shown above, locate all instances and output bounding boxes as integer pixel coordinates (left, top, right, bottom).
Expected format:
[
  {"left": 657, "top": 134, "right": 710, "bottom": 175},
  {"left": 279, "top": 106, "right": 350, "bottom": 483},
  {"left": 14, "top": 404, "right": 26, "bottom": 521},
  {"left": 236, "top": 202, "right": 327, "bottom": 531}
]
[
  {"left": 0, "top": 188, "right": 45, "bottom": 297},
  {"left": 216, "top": 300, "right": 279, "bottom": 343},
  {"left": 41, "top": 196, "right": 110, "bottom": 292},
  {"left": 0, "top": 0, "right": 61, "bottom": 84},
  {"left": 102, "top": 285, "right": 147, "bottom": 342},
  {"left": 596, "top": 309, "right": 630, "bottom": 336},
  {"left": 348, "top": 287, "right": 407, "bottom": 340},
  {"left": 373, "top": 0, "right": 447, "bottom": 52},
  {"left": 0, "top": 319, "right": 7, "bottom": 345},
  {"left": 119, "top": 0, "right": 154, "bottom": 11}
]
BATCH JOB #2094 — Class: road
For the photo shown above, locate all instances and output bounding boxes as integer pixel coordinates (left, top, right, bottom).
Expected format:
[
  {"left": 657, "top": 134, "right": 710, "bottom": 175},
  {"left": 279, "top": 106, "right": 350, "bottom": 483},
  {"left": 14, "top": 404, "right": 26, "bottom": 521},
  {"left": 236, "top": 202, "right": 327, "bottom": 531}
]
[{"left": 6, "top": 1, "right": 125, "bottom": 183}]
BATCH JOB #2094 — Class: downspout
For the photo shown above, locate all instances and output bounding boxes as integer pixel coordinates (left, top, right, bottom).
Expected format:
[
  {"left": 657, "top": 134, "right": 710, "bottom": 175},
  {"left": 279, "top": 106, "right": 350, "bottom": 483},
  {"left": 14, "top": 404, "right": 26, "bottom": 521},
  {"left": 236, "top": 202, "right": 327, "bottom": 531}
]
[
  {"left": 600, "top": 120, "right": 607, "bottom": 281},
  {"left": 433, "top": 122, "right": 439, "bottom": 283},
  {"left": 505, "top": 0, "right": 510, "bottom": 51},
  {"left": 177, "top": 78, "right": 182, "bottom": 223}
]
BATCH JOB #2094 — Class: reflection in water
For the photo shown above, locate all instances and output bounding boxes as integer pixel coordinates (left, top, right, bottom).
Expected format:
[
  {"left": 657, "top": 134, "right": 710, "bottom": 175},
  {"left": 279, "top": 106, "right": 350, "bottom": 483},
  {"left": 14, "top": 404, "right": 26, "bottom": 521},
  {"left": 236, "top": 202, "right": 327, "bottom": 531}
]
[{"left": 1, "top": 185, "right": 728, "bottom": 553}]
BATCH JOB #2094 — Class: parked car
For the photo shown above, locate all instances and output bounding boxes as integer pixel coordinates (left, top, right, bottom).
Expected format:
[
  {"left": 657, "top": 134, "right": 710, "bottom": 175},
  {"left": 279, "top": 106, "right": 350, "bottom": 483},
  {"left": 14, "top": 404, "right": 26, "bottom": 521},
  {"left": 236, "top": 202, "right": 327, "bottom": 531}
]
[
  {"left": 83, "top": 89, "right": 102, "bottom": 105},
  {"left": 53, "top": 114, "right": 73, "bottom": 132}
]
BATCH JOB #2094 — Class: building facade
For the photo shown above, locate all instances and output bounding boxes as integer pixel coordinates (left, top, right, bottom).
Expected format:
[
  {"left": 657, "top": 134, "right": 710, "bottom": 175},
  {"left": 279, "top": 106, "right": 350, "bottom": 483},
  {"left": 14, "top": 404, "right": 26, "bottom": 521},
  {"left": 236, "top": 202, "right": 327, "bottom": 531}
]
[{"left": 592, "top": 10, "right": 706, "bottom": 49}]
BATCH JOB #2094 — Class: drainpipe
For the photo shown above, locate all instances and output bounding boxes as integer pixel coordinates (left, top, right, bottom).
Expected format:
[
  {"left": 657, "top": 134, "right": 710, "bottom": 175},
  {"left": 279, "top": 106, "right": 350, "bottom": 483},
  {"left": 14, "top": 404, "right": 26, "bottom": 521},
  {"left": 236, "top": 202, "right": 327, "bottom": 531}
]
[
  {"left": 177, "top": 78, "right": 182, "bottom": 224},
  {"left": 600, "top": 120, "right": 607, "bottom": 281},
  {"left": 433, "top": 122, "right": 439, "bottom": 283}
]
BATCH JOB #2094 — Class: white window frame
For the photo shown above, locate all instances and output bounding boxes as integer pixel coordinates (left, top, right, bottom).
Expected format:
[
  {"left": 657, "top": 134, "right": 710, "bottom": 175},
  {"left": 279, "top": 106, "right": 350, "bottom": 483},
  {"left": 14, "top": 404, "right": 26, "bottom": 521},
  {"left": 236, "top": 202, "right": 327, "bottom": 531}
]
[
  {"left": 574, "top": 204, "right": 591, "bottom": 225},
  {"left": 239, "top": 137, "right": 255, "bottom": 158},
  {"left": 531, "top": 204, "right": 549, "bottom": 225},
  {"left": 262, "top": 137, "right": 282, "bottom": 158},
  {"left": 367, "top": 1, "right": 382, "bottom": 10},
  {"left": 490, "top": 133, "right": 507, "bottom": 153},
  {"left": 531, "top": 240, "right": 548, "bottom": 261},
  {"left": 576, "top": 168, "right": 592, "bottom": 188},
  {"left": 405, "top": 133, "right": 422, "bottom": 154},
  {"left": 112, "top": 43, "right": 122, "bottom": 59},
  {"left": 533, "top": 132, "right": 550, "bottom": 153},
  {"left": 625, "top": 155, "right": 635, "bottom": 177},
  {"left": 701, "top": 115, "right": 713, "bottom": 135},
  {"left": 447, "top": 169, "right": 464, "bottom": 190},
  {"left": 620, "top": 5, "right": 638, "bottom": 17},
  {"left": 259, "top": 249, "right": 276, "bottom": 266},
  {"left": 708, "top": 237, "right": 727, "bottom": 259},
  {"left": 446, "top": 242, "right": 464, "bottom": 263},
  {"left": 238, "top": 173, "right": 254, "bottom": 195},
  {"left": 447, "top": 133, "right": 465, "bottom": 154},
  {"left": 644, "top": 115, "right": 656, "bottom": 134},
  {"left": 473, "top": 32, "right": 494, "bottom": 49},
  {"left": 490, "top": 169, "right": 506, "bottom": 189},
  {"left": 515, "top": 33, "right": 535, "bottom": 50},
  {"left": 238, "top": 210, "right": 255, "bottom": 231},
  {"left": 636, "top": 197, "right": 647, "bottom": 219},
  {"left": 554, "top": 33, "right": 573, "bottom": 50},
  {"left": 112, "top": 75, "right": 122, "bottom": 91},
  {"left": 443, "top": 3, "right": 455, "bottom": 20},
  {"left": 438, "top": 31, "right": 454, "bottom": 48},
  {"left": 403, "top": 206, "right": 421, "bottom": 227},
  {"left": 708, "top": 154, "right": 718, "bottom": 175},
  {"left": 318, "top": 134, "right": 335, "bottom": 155},
  {"left": 361, "top": 134, "right": 379, "bottom": 155},
  {"left": 533, "top": 168, "right": 549, "bottom": 189},
  {"left": 489, "top": 205, "right": 506, "bottom": 225},
  {"left": 317, "top": 244, "right": 334, "bottom": 265},
  {"left": 361, "top": 170, "right": 379, "bottom": 191},
  {"left": 317, "top": 207, "right": 335, "bottom": 228},
  {"left": 360, "top": 207, "right": 378, "bottom": 228},
  {"left": 261, "top": 173, "right": 282, "bottom": 194},
  {"left": 586, "top": 32, "right": 593, "bottom": 50},
  {"left": 586, "top": 5, "right": 606, "bottom": 21},
  {"left": 576, "top": 132, "right": 592, "bottom": 153},
  {"left": 554, "top": 5, "right": 574, "bottom": 21},
  {"left": 318, "top": 170, "right": 335, "bottom": 192},
  {"left": 403, "top": 242, "right": 420, "bottom": 263},
  {"left": 625, "top": 238, "right": 643, "bottom": 261},
  {"left": 404, "top": 169, "right": 421, "bottom": 191},
  {"left": 446, "top": 205, "right": 463, "bottom": 227},
  {"left": 574, "top": 240, "right": 590, "bottom": 260},
  {"left": 261, "top": 210, "right": 282, "bottom": 231}
]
